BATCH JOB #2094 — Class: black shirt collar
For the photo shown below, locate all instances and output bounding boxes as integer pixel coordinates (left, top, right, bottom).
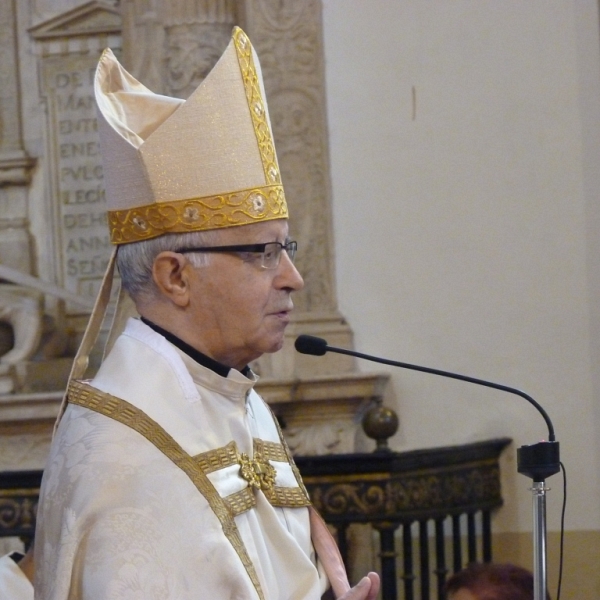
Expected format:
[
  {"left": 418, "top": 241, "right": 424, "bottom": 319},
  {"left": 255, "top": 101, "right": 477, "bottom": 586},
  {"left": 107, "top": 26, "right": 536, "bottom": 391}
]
[{"left": 140, "top": 317, "right": 251, "bottom": 378}]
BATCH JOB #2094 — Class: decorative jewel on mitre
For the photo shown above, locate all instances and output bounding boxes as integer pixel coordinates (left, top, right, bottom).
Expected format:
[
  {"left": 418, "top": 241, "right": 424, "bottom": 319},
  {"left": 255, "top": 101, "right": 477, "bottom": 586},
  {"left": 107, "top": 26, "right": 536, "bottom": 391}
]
[{"left": 94, "top": 27, "right": 288, "bottom": 245}]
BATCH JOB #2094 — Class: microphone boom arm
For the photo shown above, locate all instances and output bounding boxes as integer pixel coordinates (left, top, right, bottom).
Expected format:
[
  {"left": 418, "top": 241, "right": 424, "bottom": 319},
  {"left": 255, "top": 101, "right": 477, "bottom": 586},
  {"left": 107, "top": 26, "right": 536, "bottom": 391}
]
[{"left": 315, "top": 342, "right": 555, "bottom": 442}]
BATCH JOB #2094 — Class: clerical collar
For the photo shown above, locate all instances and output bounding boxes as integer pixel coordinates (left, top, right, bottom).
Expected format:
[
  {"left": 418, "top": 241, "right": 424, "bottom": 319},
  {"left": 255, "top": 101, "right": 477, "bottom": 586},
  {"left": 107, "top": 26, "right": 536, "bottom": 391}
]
[{"left": 140, "top": 317, "right": 251, "bottom": 378}]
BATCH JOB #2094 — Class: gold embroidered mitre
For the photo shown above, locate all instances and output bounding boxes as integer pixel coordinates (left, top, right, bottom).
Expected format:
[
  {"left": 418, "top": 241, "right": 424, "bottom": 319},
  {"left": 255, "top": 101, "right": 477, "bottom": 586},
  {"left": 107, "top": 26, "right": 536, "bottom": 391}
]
[{"left": 94, "top": 27, "right": 287, "bottom": 245}]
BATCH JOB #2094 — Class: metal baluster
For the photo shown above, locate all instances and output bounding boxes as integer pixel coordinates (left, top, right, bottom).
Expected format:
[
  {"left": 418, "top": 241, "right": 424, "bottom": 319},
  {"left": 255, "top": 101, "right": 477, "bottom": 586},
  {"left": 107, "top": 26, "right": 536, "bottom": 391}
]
[
  {"left": 467, "top": 513, "right": 477, "bottom": 563},
  {"left": 434, "top": 518, "right": 448, "bottom": 599},
  {"left": 402, "top": 522, "right": 416, "bottom": 600},
  {"left": 376, "top": 522, "right": 399, "bottom": 600},
  {"left": 419, "top": 520, "right": 430, "bottom": 600},
  {"left": 452, "top": 514, "right": 462, "bottom": 572},
  {"left": 336, "top": 522, "right": 349, "bottom": 568},
  {"left": 482, "top": 510, "right": 492, "bottom": 563}
]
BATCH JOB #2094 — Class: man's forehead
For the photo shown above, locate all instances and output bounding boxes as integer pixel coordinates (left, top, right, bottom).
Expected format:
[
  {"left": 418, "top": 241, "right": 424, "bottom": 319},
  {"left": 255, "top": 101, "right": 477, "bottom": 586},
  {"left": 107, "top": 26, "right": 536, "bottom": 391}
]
[{"left": 217, "top": 220, "right": 289, "bottom": 242}]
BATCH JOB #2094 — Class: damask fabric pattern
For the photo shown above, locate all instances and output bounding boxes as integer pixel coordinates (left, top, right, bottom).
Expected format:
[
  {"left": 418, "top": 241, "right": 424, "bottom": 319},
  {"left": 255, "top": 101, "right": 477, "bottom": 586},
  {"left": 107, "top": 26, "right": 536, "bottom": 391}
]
[
  {"left": 35, "top": 318, "right": 328, "bottom": 600},
  {"left": 0, "top": 554, "right": 33, "bottom": 600}
]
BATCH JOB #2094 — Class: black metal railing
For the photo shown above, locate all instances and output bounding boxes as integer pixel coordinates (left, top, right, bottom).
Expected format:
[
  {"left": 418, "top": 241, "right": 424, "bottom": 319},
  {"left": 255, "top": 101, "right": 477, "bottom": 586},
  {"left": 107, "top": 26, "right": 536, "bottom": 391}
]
[
  {"left": 296, "top": 437, "right": 511, "bottom": 600},
  {"left": 0, "top": 469, "right": 41, "bottom": 549}
]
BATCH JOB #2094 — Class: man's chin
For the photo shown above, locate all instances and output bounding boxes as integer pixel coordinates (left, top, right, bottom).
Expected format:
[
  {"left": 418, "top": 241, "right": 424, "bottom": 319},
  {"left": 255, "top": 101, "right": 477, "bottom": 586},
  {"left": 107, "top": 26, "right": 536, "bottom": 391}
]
[{"left": 263, "top": 336, "right": 286, "bottom": 356}]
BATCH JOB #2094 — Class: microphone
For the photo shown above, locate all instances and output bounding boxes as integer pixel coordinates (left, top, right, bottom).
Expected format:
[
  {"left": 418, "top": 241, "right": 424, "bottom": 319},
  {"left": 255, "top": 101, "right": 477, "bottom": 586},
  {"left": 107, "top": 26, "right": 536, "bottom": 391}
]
[
  {"left": 294, "top": 334, "right": 557, "bottom": 444},
  {"left": 295, "top": 334, "right": 562, "bottom": 599},
  {"left": 295, "top": 334, "right": 328, "bottom": 356}
]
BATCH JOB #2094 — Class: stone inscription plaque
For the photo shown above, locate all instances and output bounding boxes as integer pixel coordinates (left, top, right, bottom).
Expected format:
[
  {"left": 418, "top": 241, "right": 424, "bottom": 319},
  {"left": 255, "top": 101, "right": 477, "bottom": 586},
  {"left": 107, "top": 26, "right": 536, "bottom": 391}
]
[{"left": 43, "top": 53, "right": 113, "bottom": 313}]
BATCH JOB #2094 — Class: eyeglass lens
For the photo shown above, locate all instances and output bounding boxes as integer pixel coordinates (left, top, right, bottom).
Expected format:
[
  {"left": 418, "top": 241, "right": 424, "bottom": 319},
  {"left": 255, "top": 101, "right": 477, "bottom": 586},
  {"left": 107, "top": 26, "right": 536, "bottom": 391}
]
[{"left": 262, "top": 241, "right": 297, "bottom": 268}]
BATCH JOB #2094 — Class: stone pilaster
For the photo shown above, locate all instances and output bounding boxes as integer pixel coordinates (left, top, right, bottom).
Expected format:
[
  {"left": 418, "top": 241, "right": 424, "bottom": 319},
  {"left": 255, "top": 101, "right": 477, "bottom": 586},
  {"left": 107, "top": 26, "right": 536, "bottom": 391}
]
[{"left": 0, "top": 0, "right": 36, "bottom": 274}]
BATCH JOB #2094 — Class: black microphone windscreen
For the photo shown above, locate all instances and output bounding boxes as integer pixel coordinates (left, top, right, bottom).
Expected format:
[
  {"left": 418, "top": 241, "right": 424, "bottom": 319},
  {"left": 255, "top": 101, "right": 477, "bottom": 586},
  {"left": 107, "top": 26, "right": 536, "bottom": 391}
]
[{"left": 295, "top": 335, "right": 328, "bottom": 356}]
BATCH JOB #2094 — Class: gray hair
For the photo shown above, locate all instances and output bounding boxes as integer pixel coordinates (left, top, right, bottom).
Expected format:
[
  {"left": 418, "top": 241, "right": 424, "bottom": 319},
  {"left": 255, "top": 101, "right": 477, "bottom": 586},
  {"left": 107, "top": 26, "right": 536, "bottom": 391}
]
[{"left": 116, "top": 229, "right": 221, "bottom": 304}]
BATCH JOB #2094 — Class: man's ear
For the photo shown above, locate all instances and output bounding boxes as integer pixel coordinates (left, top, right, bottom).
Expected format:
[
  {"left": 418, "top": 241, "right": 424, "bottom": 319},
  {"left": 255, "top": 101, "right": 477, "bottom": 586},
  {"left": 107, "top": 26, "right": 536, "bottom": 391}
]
[{"left": 152, "top": 251, "right": 191, "bottom": 307}]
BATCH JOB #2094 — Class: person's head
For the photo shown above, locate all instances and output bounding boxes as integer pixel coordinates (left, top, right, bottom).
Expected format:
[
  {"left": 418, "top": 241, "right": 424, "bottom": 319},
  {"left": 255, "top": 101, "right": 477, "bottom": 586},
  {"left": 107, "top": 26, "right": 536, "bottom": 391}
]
[
  {"left": 118, "top": 219, "right": 303, "bottom": 369},
  {"left": 95, "top": 27, "right": 303, "bottom": 368},
  {"left": 445, "top": 563, "right": 549, "bottom": 600}
]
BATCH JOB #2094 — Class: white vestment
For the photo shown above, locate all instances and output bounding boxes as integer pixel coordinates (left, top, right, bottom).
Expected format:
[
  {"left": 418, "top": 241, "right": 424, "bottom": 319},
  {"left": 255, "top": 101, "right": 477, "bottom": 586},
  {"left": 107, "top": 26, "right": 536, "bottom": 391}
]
[
  {"left": 35, "top": 318, "right": 328, "bottom": 599},
  {"left": 0, "top": 554, "right": 34, "bottom": 600}
]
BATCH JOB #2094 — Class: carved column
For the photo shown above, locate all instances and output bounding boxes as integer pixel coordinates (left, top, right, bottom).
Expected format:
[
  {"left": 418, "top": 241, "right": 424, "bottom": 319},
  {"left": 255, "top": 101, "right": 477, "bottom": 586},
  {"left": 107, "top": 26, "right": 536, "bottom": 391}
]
[
  {"left": 240, "top": 0, "right": 355, "bottom": 379},
  {"left": 0, "top": 0, "right": 39, "bottom": 394},
  {"left": 0, "top": 0, "right": 36, "bottom": 275}
]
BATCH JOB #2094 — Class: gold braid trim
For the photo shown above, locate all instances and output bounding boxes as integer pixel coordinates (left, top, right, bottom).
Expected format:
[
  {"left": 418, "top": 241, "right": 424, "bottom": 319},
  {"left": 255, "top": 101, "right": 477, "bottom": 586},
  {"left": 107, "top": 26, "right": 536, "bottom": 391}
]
[
  {"left": 253, "top": 438, "right": 288, "bottom": 462},
  {"left": 233, "top": 27, "right": 282, "bottom": 188},
  {"left": 108, "top": 184, "right": 287, "bottom": 244},
  {"left": 67, "top": 380, "right": 265, "bottom": 600},
  {"left": 264, "top": 486, "right": 311, "bottom": 509},
  {"left": 226, "top": 488, "right": 256, "bottom": 516},
  {"left": 223, "top": 485, "right": 309, "bottom": 515},
  {"left": 252, "top": 437, "right": 310, "bottom": 508},
  {"left": 193, "top": 440, "right": 239, "bottom": 474},
  {"left": 193, "top": 437, "right": 311, "bottom": 511}
]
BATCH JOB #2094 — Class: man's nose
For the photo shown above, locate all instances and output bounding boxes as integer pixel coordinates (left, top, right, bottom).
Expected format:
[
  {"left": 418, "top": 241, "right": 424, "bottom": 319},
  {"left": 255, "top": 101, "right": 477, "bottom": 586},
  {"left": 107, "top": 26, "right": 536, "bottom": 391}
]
[{"left": 277, "top": 251, "right": 304, "bottom": 291}]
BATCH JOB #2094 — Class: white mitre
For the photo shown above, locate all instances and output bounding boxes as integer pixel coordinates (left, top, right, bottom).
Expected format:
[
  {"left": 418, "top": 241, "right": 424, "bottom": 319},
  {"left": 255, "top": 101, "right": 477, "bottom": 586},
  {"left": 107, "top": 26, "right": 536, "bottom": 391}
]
[{"left": 94, "top": 26, "right": 288, "bottom": 245}]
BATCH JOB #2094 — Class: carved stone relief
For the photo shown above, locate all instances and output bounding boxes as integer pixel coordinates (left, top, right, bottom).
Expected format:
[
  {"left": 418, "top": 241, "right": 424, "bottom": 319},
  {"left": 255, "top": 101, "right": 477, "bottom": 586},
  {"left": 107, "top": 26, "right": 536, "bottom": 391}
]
[
  {"left": 243, "top": 0, "right": 336, "bottom": 314},
  {"left": 165, "top": 23, "right": 233, "bottom": 97},
  {"left": 0, "top": 3, "right": 121, "bottom": 401},
  {"left": 164, "top": 0, "right": 237, "bottom": 98},
  {"left": 122, "top": 0, "right": 237, "bottom": 96}
]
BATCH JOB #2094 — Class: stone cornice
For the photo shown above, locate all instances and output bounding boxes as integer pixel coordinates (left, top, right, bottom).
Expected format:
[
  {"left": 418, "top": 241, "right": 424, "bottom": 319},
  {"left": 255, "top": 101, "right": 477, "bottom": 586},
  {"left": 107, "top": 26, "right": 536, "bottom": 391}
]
[{"left": 29, "top": 1, "right": 121, "bottom": 41}]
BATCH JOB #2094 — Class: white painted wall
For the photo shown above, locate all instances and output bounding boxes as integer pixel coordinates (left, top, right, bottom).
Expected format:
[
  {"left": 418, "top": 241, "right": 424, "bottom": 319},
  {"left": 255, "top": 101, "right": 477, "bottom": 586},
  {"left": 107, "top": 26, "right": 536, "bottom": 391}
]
[{"left": 322, "top": 0, "right": 600, "bottom": 534}]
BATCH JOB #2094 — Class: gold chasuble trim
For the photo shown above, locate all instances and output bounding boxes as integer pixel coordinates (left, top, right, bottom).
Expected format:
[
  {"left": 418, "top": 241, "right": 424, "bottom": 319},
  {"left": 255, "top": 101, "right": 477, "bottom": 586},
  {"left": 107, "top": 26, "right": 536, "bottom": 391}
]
[
  {"left": 192, "top": 438, "right": 311, "bottom": 515},
  {"left": 67, "top": 380, "right": 266, "bottom": 600}
]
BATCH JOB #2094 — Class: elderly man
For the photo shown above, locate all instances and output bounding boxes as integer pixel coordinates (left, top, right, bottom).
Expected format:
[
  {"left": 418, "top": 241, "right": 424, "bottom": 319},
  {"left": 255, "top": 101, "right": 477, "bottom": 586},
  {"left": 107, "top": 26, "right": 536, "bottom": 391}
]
[{"left": 34, "top": 28, "right": 378, "bottom": 600}]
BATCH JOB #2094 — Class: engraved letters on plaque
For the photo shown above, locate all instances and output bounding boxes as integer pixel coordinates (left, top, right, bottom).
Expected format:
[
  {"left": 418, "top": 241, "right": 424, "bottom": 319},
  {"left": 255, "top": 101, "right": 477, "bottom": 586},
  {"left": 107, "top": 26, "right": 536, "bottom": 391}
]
[{"left": 43, "top": 57, "right": 111, "bottom": 310}]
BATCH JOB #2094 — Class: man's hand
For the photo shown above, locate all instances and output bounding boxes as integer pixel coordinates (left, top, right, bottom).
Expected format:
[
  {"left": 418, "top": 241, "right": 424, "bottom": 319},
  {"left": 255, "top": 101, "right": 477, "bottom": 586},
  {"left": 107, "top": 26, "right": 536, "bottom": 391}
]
[{"left": 338, "top": 572, "right": 380, "bottom": 600}]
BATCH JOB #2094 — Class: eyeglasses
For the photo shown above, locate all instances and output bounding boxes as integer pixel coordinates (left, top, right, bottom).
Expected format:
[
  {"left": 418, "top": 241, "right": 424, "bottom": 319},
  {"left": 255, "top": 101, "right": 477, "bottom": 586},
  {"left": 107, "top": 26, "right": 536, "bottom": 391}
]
[{"left": 175, "top": 240, "right": 298, "bottom": 270}]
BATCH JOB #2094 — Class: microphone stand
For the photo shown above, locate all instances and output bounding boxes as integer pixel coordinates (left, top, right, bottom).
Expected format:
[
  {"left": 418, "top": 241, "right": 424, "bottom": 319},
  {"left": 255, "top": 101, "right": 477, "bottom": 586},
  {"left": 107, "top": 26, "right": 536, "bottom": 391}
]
[
  {"left": 517, "top": 441, "right": 560, "bottom": 600},
  {"left": 295, "top": 335, "right": 560, "bottom": 600}
]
